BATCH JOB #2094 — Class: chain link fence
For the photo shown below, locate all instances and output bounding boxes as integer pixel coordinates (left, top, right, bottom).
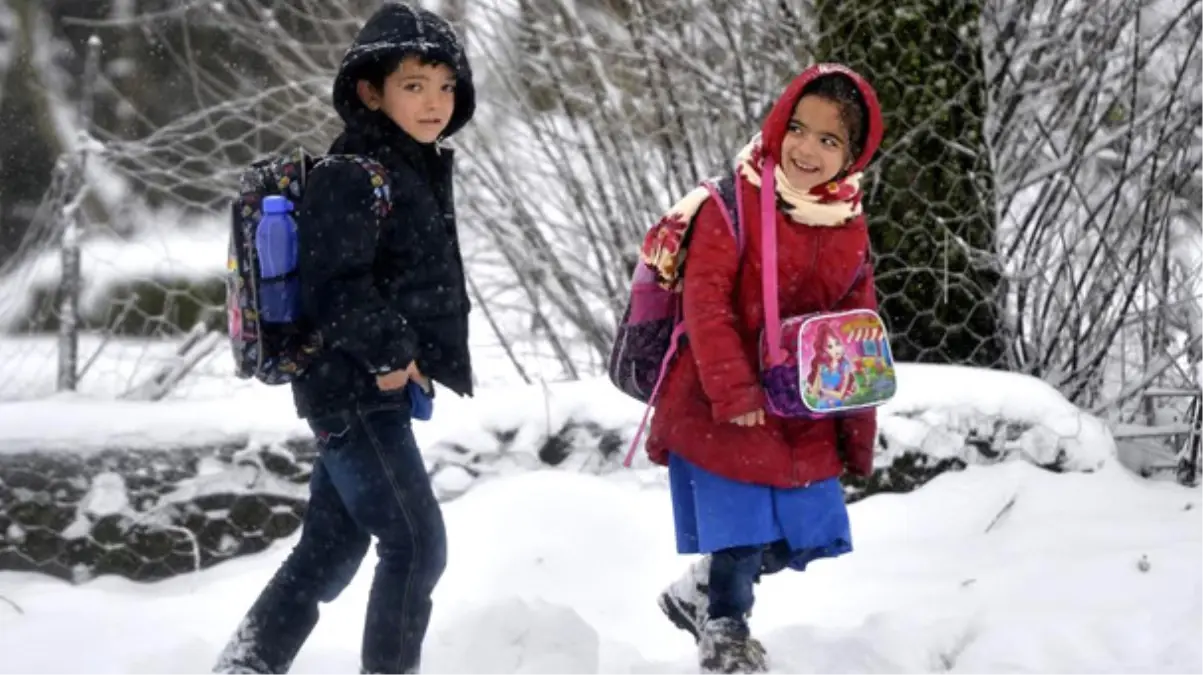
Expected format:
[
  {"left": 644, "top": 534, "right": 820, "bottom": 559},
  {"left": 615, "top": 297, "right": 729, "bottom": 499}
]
[
  {"left": 0, "top": 0, "right": 1199, "bottom": 581},
  {"left": 0, "top": 438, "right": 313, "bottom": 583}
]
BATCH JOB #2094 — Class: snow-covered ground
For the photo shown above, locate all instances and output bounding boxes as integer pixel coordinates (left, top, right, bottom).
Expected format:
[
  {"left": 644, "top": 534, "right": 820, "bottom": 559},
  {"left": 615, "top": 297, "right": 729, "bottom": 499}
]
[
  {"left": 0, "top": 460, "right": 1199, "bottom": 674},
  {"left": 1, "top": 357, "right": 1198, "bottom": 672}
]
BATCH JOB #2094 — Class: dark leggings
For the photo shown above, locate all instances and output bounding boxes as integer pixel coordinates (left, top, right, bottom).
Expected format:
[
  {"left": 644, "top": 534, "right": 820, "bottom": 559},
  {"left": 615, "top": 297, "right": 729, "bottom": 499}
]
[{"left": 708, "top": 539, "right": 793, "bottom": 620}]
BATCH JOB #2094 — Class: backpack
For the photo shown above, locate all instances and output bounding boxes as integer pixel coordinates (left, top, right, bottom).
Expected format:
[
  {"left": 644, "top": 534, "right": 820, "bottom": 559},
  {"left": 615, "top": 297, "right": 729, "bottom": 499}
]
[
  {"left": 225, "top": 148, "right": 392, "bottom": 385},
  {"left": 608, "top": 173, "right": 744, "bottom": 465},
  {"left": 608, "top": 173, "right": 743, "bottom": 403}
]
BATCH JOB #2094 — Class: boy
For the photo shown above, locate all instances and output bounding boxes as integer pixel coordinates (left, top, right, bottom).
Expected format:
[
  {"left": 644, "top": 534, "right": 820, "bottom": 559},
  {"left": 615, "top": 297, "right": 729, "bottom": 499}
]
[{"left": 214, "top": 4, "right": 475, "bottom": 673}]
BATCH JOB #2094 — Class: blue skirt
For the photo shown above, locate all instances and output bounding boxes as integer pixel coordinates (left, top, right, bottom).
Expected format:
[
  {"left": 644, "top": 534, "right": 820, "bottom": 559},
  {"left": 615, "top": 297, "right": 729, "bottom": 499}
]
[{"left": 668, "top": 453, "right": 852, "bottom": 571}]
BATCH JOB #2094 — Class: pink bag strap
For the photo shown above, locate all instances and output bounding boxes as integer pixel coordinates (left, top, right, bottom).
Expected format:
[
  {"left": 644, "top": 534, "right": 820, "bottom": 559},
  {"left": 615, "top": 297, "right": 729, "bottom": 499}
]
[
  {"left": 622, "top": 319, "right": 687, "bottom": 467},
  {"left": 760, "top": 159, "right": 788, "bottom": 366},
  {"left": 705, "top": 179, "right": 743, "bottom": 251},
  {"left": 759, "top": 159, "right": 871, "bottom": 368}
]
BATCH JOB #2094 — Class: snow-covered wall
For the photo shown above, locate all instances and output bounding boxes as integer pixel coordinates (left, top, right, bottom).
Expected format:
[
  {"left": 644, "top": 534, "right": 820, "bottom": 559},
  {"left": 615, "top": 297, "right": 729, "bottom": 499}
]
[
  {"left": 0, "top": 366, "right": 1115, "bottom": 583},
  {"left": 1, "top": 438, "right": 313, "bottom": 583}
]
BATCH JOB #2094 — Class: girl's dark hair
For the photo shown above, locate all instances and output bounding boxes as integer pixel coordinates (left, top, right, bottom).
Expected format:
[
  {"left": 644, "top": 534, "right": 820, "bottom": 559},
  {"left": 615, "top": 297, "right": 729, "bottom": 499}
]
[
  {"left": 799, "top": 74, "right": 869, "bottom": 162},
  {"left": 356, "top": 51, "right": 455, "bottom": 91}
]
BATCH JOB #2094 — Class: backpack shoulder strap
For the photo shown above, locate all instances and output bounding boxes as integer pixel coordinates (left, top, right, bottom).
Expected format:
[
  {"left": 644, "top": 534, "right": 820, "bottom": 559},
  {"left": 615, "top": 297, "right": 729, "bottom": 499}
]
[
  {"left": 348, "top": 156, "right": 392, "bottom": 220},
  {"left": 313, "top": 154, "right": 393, "bottom": 221},
  {"left": 831, "top": 245, "right": 873, "bottom": 310},
  {"left": 701, "top": 171, "right": 745, "bottom": 255}
]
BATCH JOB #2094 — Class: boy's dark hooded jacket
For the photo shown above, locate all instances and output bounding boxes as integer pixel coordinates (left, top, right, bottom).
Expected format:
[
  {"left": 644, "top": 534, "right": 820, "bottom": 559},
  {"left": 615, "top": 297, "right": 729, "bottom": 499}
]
[{"left": 292, "top": 2, "right": 476, "bottom": 419}]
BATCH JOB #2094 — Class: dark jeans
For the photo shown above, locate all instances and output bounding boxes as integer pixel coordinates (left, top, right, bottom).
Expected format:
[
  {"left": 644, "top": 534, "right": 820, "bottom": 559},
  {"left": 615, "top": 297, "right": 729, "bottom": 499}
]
[
  {"left": 708, "top": 540, "right": 792, "bottom": 620},
  {"left": 214, "top": 405, "right": 447, "bottom": 674}
]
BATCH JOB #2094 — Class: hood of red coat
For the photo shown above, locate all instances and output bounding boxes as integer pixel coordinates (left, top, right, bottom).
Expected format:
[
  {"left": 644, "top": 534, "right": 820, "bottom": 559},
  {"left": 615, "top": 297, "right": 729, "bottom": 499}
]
[{"left": 760, "top": 63, "right": 884, "bottom": 175}]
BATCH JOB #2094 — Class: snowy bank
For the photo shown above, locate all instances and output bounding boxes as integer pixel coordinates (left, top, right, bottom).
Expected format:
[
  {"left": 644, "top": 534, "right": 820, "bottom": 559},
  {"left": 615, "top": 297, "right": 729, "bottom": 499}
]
[
  {"left": 0, "top": 365, "right": 1117, "bottom": 583},
  {"left": 878, "top": 363, "right": 1114, "bottom": 473}
]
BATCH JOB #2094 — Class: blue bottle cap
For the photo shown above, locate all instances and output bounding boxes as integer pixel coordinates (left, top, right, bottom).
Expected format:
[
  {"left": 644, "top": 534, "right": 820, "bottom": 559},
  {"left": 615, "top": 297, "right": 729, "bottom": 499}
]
[{"left": 263, "top": 195, "right": 294, "bottom": 214}]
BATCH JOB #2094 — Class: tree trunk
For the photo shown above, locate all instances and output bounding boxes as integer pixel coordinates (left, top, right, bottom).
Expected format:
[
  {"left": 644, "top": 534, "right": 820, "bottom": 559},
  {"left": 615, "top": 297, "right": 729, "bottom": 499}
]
[{"left": 817, "top": 0, "right": 1006, "bottom": 368}]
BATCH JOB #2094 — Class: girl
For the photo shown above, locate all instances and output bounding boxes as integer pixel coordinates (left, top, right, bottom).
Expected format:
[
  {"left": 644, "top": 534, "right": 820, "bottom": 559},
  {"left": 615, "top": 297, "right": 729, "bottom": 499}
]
[
  {"left": 645, "top": 64, "right": 884, "bottom": 674},
  {"left": 809, "top": 324, "right": 857, "bottom": 409}
]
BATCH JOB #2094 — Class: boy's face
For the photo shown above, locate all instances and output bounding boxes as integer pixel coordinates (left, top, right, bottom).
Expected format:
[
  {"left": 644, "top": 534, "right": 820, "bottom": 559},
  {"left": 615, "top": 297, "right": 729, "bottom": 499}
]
[
  {"left": 780, "top": 95, "right": 852, "bottom": 192},
  {"left": 359, "top": 56, "right": 456, "bottom": 144}
]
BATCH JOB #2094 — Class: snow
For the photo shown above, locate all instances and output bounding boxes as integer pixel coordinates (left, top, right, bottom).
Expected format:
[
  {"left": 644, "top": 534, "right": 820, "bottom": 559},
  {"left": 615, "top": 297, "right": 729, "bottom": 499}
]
[
  {"left": 0, "top": 307, "right": 549, "bottom": 400},
  {"left": 77, "top": 472, "right": 129, "bottom": 517},
  {"left": 0, "top": 363, "right": 1111, "bottom": 473},
  {"left": 0, "top": 462, "right": 1198, "bottom": 673},
  {"left": 0, "top": 218, "right": 228, "bottom": 333},
  {"left": 3, "top": 355, "right": 1194, "bottom": 672},
  {"left": 1170, "top": 208, "right": 1203, "bottom": 367},
  {"left": 880, "top": 363, "right": 1114, "bottom": 471}
]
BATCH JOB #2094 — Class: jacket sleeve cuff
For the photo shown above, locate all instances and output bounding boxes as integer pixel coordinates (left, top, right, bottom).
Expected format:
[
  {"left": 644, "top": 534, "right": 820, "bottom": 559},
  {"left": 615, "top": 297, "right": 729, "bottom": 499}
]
[
  {"left": 839, "top": 413, "right": 878, "bottom": 476},
  {"left": 711, "top": 386, "right": 767, "bottom": 423},
  {"left": 359, "top": 327, "right": 419, "bottom": 375}
]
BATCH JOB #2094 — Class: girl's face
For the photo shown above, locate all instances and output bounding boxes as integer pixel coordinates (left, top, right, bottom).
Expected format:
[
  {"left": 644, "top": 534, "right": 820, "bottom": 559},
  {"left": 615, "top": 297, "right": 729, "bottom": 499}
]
[
  {"left": 780, "top": 95, "right": 852, "bottom": 191},
  {"left": 825, "top": 335, "right": 845, "bottom": 360},
  {"left": 358, "top": 56, "right": 457, "bottom": 144}
]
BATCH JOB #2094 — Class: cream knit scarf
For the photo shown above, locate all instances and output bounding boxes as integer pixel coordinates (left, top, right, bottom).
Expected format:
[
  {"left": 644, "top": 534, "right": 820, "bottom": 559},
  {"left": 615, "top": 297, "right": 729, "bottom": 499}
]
[
  {"left": 640, "top": 134, "right": 864, "bottom": 288},
  {"left": 733, "top": 132, "right": 863, "bottom": 227}
]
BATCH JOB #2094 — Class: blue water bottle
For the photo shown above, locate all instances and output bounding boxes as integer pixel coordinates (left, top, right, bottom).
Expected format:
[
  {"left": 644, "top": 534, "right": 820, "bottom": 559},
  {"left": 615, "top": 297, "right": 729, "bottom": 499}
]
[{"left": 255, "top": 195, "right": 300, "bottom": 323}]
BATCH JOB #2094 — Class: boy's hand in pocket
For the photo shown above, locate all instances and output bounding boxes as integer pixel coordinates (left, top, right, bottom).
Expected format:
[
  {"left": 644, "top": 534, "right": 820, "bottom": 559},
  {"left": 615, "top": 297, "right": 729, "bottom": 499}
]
[
  {"left": 376, "top": 361, "right": 428, "bottom": 392},
  {"left": 407, "top": 361, "right": 431, "bottom": 393}
]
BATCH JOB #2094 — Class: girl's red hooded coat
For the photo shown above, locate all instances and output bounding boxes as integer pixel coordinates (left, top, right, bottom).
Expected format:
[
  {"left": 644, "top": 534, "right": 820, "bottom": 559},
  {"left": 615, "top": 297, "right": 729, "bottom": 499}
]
[{"left": 645, "top": 65, "right": 884, "bottom": 488}]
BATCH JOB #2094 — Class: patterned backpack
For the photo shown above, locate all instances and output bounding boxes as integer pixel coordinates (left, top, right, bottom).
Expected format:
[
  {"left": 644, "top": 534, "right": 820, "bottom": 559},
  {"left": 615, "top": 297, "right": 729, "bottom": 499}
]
[
  {"left": 608, "top": 173, "right": 744, "bottom": 464},
  {"left": 226, "top": 148, "right": 392, "bottom": 385}
]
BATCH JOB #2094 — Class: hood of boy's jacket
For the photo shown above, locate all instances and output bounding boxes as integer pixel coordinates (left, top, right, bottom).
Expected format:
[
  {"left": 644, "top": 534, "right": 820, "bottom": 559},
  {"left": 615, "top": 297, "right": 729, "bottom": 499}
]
[
  {"left": 761, "top": 63, "right": 884, "bottom": 175},
  {"left": 332, "top": 2, "right": 476, "bottom": 138}
]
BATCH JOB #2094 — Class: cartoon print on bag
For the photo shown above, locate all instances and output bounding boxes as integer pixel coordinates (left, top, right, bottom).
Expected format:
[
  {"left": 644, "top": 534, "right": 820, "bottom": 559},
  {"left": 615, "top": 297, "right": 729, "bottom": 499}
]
[{"left": 806, "top": 323, "right": 857, "bottom": 409}]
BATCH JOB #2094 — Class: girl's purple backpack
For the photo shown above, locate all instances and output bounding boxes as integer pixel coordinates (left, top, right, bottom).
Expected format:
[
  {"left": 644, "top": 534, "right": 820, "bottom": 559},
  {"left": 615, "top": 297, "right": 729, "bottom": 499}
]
[
  {"left": 608, "top": 174, "right": 743, "bottom": 404},
  {"left": 608, "top": 174, "right": 744, "bottom": 465}
]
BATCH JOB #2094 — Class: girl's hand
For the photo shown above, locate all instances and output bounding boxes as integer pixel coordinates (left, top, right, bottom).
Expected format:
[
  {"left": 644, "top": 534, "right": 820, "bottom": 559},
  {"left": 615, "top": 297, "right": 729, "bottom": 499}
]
[{"left": 731, "top": 409, "right": 766, "bottom": 426}]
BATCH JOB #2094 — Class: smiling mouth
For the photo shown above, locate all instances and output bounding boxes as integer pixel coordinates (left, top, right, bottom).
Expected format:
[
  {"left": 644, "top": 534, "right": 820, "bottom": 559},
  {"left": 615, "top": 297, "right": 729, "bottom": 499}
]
[
  {"left": 418, "top": 119, "right": 444, "bottom": 126},
  {"left": 790, "top": 158, "right": 820, "bottom": 173}
]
